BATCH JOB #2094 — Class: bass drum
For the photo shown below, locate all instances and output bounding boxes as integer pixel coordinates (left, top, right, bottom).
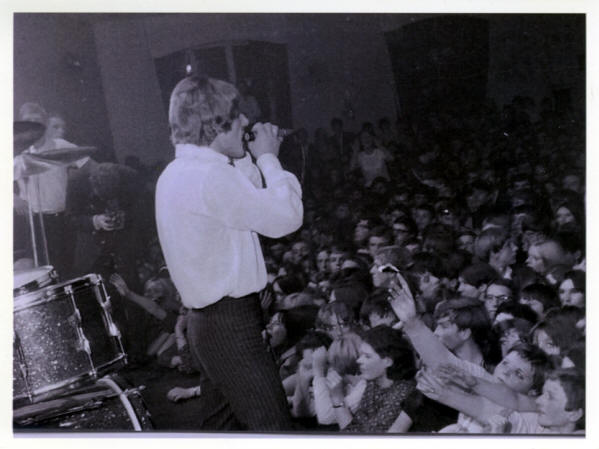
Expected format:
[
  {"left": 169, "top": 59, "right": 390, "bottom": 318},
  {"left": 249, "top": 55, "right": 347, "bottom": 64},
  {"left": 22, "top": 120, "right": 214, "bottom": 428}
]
[{"left": 13, "top": 374, "right": 153, "bottom": 431}]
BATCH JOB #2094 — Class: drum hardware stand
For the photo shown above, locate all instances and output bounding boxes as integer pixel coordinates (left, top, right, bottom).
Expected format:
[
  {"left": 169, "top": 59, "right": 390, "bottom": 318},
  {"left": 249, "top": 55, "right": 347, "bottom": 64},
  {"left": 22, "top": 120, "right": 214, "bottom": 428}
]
[
  {"left": 14, "top": 381, "right": 147, "bottom": 427},
  {"left": 25, "top": 195, "right": 38, "bottom": 267},
  {"left": 65, "top": 285, "right": 96, "bottom": 378},
  {"left": 23, "top": 176, "right": 51, "bottom": 268},
  {"left": 17, "top": 401, "right": 104, "bottom": 427},
  {"left": 34, "top": 177, "right": 50, "bottom": 266},
  {"left": 14, "top": 331, "right": 33, "bottom": 403},
  {"left": 97, "top": 376, "right": 143, "bottom": 431},
  {"left": 96, "top": 279, "right": 127, "bottom": 364},
  {"left": 15, "top": 393, "right": 110, "bottom": 426}
]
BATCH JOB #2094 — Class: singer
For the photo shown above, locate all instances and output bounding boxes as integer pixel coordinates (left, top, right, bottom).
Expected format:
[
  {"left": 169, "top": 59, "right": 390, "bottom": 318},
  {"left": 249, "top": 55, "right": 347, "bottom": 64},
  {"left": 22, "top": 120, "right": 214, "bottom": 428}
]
[{"left": 155, "top": 76, "right": 303, "bottom": 431}]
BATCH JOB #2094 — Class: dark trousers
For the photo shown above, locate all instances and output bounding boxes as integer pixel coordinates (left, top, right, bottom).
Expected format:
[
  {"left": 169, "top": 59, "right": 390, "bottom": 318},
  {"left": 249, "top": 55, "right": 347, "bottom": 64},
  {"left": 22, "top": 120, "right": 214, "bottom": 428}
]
[{"left": 187, "top": 293, "right": 293, "bottom": 432}]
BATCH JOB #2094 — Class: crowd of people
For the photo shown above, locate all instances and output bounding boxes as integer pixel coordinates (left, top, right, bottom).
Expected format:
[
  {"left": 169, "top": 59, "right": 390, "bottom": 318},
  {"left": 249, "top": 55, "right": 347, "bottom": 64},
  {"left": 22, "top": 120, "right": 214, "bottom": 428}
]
[{"left": 15, "top": 90, "right": 585, "bottom": 433}]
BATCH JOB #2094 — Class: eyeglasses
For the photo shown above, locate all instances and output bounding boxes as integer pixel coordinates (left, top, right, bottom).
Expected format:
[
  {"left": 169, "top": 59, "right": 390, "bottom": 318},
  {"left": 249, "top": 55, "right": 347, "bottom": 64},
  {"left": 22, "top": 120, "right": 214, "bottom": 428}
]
[
  {"left": 377, "top": 263, "right": 399, "bottom": 274},
  {"left": 320, "top": 322, "right": 351, "bottom": 331},
  {"left": 484, "top": 294, "right": 511, "bottom": 303}
]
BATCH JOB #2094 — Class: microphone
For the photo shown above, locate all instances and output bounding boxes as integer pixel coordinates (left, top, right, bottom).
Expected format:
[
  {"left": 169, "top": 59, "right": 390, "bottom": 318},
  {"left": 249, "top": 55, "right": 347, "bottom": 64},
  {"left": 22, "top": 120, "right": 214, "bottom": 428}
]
[{"left": 242, "top": 125, "right": 297, "bottom": 143}]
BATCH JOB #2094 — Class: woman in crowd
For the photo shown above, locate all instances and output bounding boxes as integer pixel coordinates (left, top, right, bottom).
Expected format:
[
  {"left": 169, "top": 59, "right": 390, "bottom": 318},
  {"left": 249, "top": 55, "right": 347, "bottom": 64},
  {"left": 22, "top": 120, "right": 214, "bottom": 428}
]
[
  {"left": 349, "top": 128, "right": 393, "bottom": 188},
  {"left": 557, "top": 270, "right": 585, "bottom": 309},
  {"left": 314, "top": 326, "right": 416, "bottom": 432},
  {"left": 531, "top": 306, "right": 585, "bottom": 368}
]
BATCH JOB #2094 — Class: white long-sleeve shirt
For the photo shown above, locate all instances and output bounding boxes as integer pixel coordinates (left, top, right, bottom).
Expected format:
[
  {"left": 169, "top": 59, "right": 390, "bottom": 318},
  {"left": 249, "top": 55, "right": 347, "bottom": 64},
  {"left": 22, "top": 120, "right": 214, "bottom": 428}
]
[
  {"left": 15, "top": 138, "right": 82, "bottom": 213},
  {"left": 155, "top": 144, "right": 303, "bottom": 309}
]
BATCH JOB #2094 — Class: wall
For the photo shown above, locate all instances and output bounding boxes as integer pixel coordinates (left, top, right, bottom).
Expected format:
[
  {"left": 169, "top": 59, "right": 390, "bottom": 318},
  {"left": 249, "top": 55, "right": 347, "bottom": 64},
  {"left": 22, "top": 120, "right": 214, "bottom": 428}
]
[
  {"left": 92, "top": 13, "right": 401, "bottom": 163},
  {"left": 15, "top": 14, "right": 585, "bottom": 165},
  {"left": 485, "top": 14, "right": 585, "bottom": 111},
  {"left": 380, "top": 13, "right": 585, "bottom": 111},
  {"left": 14, "top": 14, "right": 114, "bottom": 160},
  {"left": 93, "top": 18, "right": 172, "bottom": 164}
]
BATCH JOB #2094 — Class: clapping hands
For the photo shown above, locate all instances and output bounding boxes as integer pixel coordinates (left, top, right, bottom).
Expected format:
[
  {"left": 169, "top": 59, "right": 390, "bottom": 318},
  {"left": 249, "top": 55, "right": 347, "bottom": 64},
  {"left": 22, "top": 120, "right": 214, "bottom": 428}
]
[
  {"left": 326, "top": 368, "right": 345, "bottom": 405},
  {"left": 312, "top": 346, "right": 328, "bottom": 378}
]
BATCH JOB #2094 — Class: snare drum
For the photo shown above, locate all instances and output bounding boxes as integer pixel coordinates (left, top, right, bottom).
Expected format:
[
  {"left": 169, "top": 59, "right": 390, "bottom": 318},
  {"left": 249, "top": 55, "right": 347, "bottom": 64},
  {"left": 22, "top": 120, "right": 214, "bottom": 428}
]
[
  {"left": 14, "top": 374, "right": 153, "bottom": 431},
  {"left": 13, "top": 266, "right": 57, "bottom": 297},
  {"left": 14, "top": 274, "right": 127, "bottom": 403}
]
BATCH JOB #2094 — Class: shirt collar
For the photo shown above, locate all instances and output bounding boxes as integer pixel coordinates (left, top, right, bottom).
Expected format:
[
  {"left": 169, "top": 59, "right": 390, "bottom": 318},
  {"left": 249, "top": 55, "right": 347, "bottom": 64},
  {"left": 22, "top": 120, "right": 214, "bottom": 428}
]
[{"left": 175, "top": 143, "right": 229, "bottom": 164}]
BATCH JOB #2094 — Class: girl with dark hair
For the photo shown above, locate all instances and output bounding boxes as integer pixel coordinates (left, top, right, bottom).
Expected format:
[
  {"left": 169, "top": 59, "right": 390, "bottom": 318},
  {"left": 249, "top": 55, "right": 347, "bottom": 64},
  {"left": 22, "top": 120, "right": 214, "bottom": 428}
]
[
  {"left": 314, "top": 326, "right": 416, "bottom": 432},
  {"left": 531, "top": 306, "right": 585, "bottom": 367},
  {"left": 558, "top": 270, "right": 585, "bottom": 308},
  {"left": 551, "top": 197, "right": 584, "bottom": 236},
  {"left": 518, "top": 283, "right": 560, "bottom": 319}
]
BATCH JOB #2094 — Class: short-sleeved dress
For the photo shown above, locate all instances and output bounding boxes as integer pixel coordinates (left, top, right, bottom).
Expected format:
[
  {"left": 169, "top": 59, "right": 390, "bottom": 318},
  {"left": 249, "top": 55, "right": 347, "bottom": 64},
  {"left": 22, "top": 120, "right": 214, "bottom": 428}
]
[{"left": 344, "top": 379, "right": 415, "bottom": 433}]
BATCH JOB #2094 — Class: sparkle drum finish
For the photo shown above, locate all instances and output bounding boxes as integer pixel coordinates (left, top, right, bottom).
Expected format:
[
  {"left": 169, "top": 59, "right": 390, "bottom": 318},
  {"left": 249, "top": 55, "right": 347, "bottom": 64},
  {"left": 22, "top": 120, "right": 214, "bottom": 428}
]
[
  {"left": 13, "top": 274, "right": 126, "bottom": 403},
  {"left": 13, "top": 374, "right": 153, "bottom": 431}
]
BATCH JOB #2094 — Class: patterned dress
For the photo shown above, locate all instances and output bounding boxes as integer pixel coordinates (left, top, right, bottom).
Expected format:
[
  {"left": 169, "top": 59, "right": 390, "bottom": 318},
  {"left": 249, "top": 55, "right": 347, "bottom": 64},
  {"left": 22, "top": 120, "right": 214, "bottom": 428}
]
[{"left": 344, "top": 379, "right": 415, "bottom": 433}]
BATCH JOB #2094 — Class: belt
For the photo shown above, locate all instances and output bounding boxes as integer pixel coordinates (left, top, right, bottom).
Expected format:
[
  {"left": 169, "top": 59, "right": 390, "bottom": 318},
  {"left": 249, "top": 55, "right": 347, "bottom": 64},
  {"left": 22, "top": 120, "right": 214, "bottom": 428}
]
[{"left": 190, "top": 292, "right": 259, "bottom": 312}]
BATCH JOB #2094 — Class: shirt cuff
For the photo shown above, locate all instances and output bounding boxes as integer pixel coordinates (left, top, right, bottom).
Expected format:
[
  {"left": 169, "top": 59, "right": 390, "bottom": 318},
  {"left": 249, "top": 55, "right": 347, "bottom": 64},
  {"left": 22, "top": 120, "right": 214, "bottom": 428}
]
[{"left": 256, "top": 153, "right": 283, "bottom": 176}]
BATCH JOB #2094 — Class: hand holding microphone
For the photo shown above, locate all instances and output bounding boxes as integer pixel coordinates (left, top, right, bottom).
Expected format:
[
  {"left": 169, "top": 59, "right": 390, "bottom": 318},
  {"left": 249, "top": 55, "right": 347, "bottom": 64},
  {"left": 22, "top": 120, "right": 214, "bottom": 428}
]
[
  {"left": 243, "top": 125, "right": 296, "bottom": 143},
  {"left": 246, "top": 122, "right": 284, "bottom": 159}
]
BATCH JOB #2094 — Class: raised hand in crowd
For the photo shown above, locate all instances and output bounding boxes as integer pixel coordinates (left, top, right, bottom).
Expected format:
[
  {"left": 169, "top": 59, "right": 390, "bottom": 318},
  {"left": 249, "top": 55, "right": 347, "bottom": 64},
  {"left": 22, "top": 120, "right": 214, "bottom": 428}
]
[
  {"left": 435, "top": 364, "right": 478, "bottom": 393},
  {"left": 415, "top": 368, "right": 446, "bottom": 402},
  {"left": 109, "top": 272, "right": 130, "bottom": 297},
  {"left": 387, "top": 272, "right": 416, "bottom": 324},
  {"left": 260, "top": 287, "right": 275, "bottom": 311}
]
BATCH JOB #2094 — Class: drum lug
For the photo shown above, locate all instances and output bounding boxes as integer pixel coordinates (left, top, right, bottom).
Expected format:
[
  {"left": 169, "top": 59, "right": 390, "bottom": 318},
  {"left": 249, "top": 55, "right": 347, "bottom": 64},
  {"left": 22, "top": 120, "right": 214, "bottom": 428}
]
[
  {"left": 108, "top": 322, "right": 121, "bottom": 337},
  {"left": 80, "top": 337, "right": 92, "bottom": 355},
  {"left": 14, "top": 331, "right": 34, "bottom": 402},
  {"left": 101, "top": 296, "right": 113, "bottom": 310},
  {"left": 68, "top": 309, "right": 82, "bottom": 325},
  {"left": 67, "top": 311, "right": 91, "bottom": 355}
]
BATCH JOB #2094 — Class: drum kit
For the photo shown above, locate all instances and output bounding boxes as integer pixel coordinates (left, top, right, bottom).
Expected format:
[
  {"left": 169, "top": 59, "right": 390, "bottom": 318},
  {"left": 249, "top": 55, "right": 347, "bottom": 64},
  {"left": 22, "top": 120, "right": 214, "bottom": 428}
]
[{"left": 13, "top": 121, "right": 154, "bottom": 431}]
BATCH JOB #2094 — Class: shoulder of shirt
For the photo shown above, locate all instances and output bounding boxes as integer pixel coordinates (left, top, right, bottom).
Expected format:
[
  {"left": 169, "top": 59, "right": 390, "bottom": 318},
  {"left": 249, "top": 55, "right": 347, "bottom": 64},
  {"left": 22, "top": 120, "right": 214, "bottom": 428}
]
[
  {"left": 175, "top": 143, "right": 230, "bottom": 164},
  {"left": 53, "top": 138, "right": 76, "bottom": 148}
]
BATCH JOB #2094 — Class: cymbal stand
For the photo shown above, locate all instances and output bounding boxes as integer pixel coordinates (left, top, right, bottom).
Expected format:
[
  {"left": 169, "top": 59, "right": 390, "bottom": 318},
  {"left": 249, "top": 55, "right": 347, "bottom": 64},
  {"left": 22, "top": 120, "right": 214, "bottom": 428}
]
[
  {"left": 25, "top": 182, "right": 39, "bottom": 267},
  {"left": 34, "top": 177, "right": 50, "bottom": 266}
]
